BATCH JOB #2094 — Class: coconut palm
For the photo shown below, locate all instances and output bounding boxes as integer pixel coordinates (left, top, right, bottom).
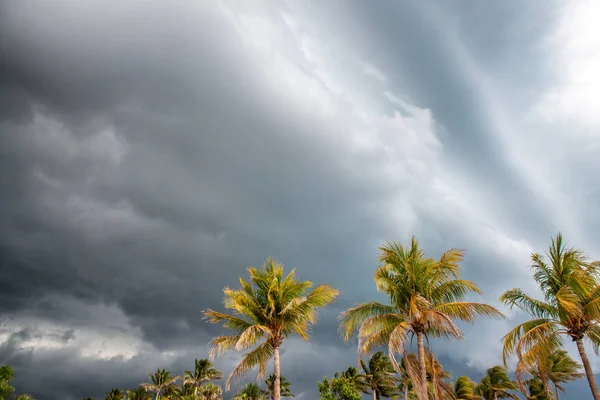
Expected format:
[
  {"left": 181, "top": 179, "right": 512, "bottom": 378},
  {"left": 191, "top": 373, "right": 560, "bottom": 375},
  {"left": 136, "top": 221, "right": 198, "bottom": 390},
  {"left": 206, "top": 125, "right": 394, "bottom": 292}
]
[
  {"left": 264, "top": 374, "right": 294, "bottom": 400},
  {"left": 516, "top": 349, "right": 584, "bottom": 400},
  {"left": 105, "top": 389, "right": 125, "bottom": 400},
  {"left": 161, "top": 383, "right": 195, "bottom": 400},
  {"left": 183, "top": 359, "right": 223, "bottom": 396},
  {"left": 204, "top": 257, "right": 339, "bottom": 400},
  {"left": 13, "top": 395, "right": 35, "bottom": 400},
  {"left": 522, "top": 378, "right": 550, "bottom": 400},
  {"left": 126, "top": 387, "right": 150, "bottom": 400},
  {"left": 197, "top": 383, "right": 223, "bottom": 400},
  {"left": 141, "top": 369, "right": 179, "bottom": 400},
  {"left": 360, "top": 351, "right": 398, "bottom": 400},
  {"left": 453, "top": 376, "right": 479, "bottom": 400},
  {"left": 475, "top": 366, "right": 518, "bottom": 400},
  {"left": 339, "top": 238, "right": 505, "bottom": 400},
  {"left": 233, "top": 383, "right": 267, "bottom": 400},
  {"left": 500, "top": 234, "right": 600, "bottom": 399}
]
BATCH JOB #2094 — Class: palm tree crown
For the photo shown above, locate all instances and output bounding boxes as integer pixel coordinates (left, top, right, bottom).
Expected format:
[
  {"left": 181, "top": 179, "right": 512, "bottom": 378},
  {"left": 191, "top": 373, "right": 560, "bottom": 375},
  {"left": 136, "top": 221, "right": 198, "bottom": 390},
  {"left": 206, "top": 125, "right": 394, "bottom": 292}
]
[
  {"left": 126, "top": 387, "right": 149, "bottom": 400},
  {"left": 475, "top": 366, "right": 518, "bottom": 400},
  {"left": 204, "top": 257, "right": 339, "bottom": 399},
  {"left": 264, "top": 374, "right": 294, "bottom": 400},
  {"left": 359, "top": 351, "right": 398, "bottom": 400},
  {"left": 141, "top": 369, "right": 179, "bottom": 400},
  {"left": 339, "top": 238, "right": 504, "bottom": 399},
  {"left": 233, "top": 383, "right": 267, "bottom": 400},
  {"left": 105, "top": 388, "right": 125, "bottom": 400},
  {"left": 453, "top": 376, "right": 479, "bottom": 400},
  {"left": 183, "top": 359, "right": 223, "bottom": 396},
  {"left": 500, "top": 234, "right": 600, "bottom": 399}
]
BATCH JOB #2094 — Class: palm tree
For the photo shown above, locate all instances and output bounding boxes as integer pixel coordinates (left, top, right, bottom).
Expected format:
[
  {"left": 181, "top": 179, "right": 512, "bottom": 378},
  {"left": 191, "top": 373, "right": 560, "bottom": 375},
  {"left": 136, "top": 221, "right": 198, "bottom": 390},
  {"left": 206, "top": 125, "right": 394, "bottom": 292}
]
[
  {"left": 522, "top": 378, "right": 550, "bottom": 400},
  {"left": 233, "top": 383, "right": 267, "bottom": 400},
  {"left": 105, "top": 389, "right": 125, "bottom": 400},
  {"left": 82, "top": 398, "right": 95, "bottom": 400},
  {"left": 126, "top": 388, "right": 150, "bottom": 400},
  {"left": 516, "top": 349, "right": 584, "bottom": 400},
  {"left": 339, "top": 238, "right": 505, "bottom": 400},
  {"left": 360, "top": 351, "right": 398, "bottom": 400},
  {"left": 500, "top": 234, "right": 600, "bottom": 399},
  {"left": 453, "top": 376, "right": 479, "bottom": 400},
  {"left": 141, "top": 369, "right": 179, "bottom": 400},
  {"left": 204, "top": 257, "right": 339, "bottom": 400},
  {"left": 183, "top": 359, "right": 223, "bottom": 396},
  {"left": 264, "top": 374, "right": 294, "bottom": 400},
  {"left": 475, "top": 366, "right": 518, "bottom": 400},
  {"left": 197, "top": 383, "right": 223, "bottom": 400},
  {"left": 13, "top": 395, "right": 35, "bottom": 400}
]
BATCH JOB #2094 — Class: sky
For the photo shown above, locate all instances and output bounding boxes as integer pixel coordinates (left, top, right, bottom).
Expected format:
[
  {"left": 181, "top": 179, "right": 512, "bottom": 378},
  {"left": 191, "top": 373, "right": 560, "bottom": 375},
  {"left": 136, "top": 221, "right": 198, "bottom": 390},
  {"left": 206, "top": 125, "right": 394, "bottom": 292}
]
[{"left": 1, "top": 0, "right": 600, "bottom": 399}]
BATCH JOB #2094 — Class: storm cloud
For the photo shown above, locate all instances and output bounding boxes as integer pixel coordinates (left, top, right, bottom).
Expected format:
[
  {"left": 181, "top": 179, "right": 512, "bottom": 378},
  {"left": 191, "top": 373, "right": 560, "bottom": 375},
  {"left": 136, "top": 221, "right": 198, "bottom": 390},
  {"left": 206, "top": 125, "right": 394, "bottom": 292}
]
[{"left": 1, "top": 1, "right": 600, "bottom": 399}]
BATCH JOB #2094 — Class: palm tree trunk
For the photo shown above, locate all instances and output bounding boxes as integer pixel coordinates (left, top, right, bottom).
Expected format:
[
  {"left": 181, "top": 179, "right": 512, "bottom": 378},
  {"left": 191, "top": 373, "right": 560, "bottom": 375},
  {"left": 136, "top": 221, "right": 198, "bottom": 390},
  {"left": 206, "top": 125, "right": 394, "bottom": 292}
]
[
  {"left": 404, "top": 384, "right": 408, "bottom": 400},
  {"left": 576, "top": 338, "right": 600, "bottom": 400},
  {"left": 416, "top": 332, "right": 428, "bottom": 400},
  {"left": 155, "top": 392, "right": 160, "bottom": 400},
  {"left": 273, "top": 346, "right": 281, "bottom": 400},
  {"left": 373, "top": 388, "right": 377, "bottom": 400},
  {"left": 555, "top": 385, "right": 560, "bottom": 400}
]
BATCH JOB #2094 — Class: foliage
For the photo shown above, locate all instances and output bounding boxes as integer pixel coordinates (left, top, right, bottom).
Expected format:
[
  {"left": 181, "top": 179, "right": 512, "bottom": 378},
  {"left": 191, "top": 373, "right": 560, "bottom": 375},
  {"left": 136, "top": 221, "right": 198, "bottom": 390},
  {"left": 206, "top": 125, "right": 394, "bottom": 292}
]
[
  {"left": 105, "top": 388, "right": 125, "bottom": 400},
  {"left": 453, "top": 376, "right": 479, "bottom": 400},
  {"left": 204, "top": 257, "right": 339, "bottom": 390},
  {"left": 197, "top": 383, "right": 223, "bottom": 400},
  {"left": 340, "top": 237, "right": 504, "bottom": 399},
  {"left": 126, "top": 387, "right": 150, "bottom": 400},
  {"left": 183, "top": 359, "right": 223, "bottom": 396},
  {"left": 318, "top": 372, "right": 362, "bottom": 400},
  {"left": 359, "top": 351, "right": 398, "bottom": 400},
  {"left": 264, "top": 375, "right": 294, "bottom": 400},
  {"left": 0, "top": 366, "right": 15, "bottom": 400},
  {"left": 500, "top": 234, "right": 600, "bottom": 398},
  {"left": 141, "top": 369, "right": 179, "bottom": 400},
  {"left": 475, "top": 366, "right": 518, "bottom": 400},
  {"left": 233, "top": 383, "right": 267, "bottom": 400}
]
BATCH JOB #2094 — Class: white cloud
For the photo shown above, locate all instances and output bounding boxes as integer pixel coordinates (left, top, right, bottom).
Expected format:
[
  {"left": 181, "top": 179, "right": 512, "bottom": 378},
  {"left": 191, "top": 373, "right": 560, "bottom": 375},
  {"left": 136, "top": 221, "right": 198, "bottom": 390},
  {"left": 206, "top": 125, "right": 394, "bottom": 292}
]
[{"left": 536, "top": 0, "right": 600, "bottom": 129}]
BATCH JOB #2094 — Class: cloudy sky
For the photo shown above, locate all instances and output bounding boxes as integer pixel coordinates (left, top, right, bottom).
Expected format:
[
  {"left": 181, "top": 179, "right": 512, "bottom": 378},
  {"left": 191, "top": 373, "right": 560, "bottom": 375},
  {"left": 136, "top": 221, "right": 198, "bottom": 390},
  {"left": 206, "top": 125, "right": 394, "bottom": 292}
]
[{"left": 2, "top": 1, "right": 600, "bottom": 399}]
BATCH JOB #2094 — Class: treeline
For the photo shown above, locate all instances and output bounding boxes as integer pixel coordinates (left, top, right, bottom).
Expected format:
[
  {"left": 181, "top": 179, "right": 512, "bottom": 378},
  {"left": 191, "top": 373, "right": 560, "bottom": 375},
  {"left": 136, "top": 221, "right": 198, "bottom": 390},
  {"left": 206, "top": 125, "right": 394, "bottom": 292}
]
[{"left": 3, "top": 234, "right": 600, "bottom": 400}]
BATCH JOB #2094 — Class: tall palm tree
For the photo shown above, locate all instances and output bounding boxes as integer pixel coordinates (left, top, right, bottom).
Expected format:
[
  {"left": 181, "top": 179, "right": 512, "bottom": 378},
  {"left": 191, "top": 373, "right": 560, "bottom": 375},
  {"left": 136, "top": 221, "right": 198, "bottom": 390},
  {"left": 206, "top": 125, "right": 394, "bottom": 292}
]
[
  {"left": 105, "top": 389, "right": 125, "bottom": 400},
  {"left": 475, "top": 366, "right": 518, "bottom": 400},
  {"left": 204, "top": 257, "right": 339, "bottom": 400},
  {"left": 126, "top": 387, "right": 150, "bottom": 400},
  {"left": 339, "top": 238, "right": 505, "bottom": 400},
  {"left": 141, "top": 369, "right": 179, "bottom": 400},
  {"left": 500, "top": 234, "right": 600, "bottom": 399},
  {"left": 264, "top": 374, "right": 294, "bottom": 400},
  {"left": 233, "top": 383, "right": 267, "bottom": 400},
  {"left": 360, "top": 351, "right": 398, "bottom": 400},
  {"left": 183, "top": 359, "right": 223, "bottom": 396},
  {"left": 453, "top": 376, "right": 479, "bottom": 400},
  {"left": 197, "top": 383, "right": 223, "bottom": 400}
]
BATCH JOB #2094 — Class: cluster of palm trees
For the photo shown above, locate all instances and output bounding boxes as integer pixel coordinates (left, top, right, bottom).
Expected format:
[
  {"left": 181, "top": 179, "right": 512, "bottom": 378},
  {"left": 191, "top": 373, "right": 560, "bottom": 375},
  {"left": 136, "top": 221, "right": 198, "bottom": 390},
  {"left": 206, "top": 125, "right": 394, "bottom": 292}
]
[
  {"left": 82, "top": 360, "right": 292, "bottom": 400},
  {"left": 204, "top": 234, "right": 600, "bottom": 400},
  {"left": 5, "top": 233, "right": 600, "bottom": 400}
]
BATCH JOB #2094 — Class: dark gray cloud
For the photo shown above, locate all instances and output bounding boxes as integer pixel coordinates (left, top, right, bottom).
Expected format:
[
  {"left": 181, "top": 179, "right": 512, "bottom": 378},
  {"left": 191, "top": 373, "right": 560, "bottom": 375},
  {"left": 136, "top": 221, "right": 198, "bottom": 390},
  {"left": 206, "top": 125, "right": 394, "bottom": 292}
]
[{"left": 1, "top": 1, "right": 600, "bottom": 399}]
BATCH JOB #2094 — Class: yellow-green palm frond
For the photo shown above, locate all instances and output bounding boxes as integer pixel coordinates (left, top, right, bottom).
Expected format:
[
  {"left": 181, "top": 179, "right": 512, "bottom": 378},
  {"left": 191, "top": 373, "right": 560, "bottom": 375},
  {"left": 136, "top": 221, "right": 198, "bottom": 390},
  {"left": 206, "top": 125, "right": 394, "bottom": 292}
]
[
  {"left": 500, "top": 288, "right": 557, "bottom": 319},
  {"left": 430, "top": 279, "right": 482, "bottom": 303},
  {"left": 357, "top": 313, "right": 407, "bottom": 355},
  {"left": 584, "top": 324, "right": 600, "bottom": 355},
  {"left": 582, "top": 285, "right": 600, "bottom": 319},
  {"left": 514, "top": 321, "right": 564, "bottom": 370},
  {"left": 433, "top": 301, "right": 505, "bottom": 323},
  {"left": 420, "top": 310, "right": 463, "bottom": 341},
  {"left": 235, "top": 325, "right": 271, "bottom": 350},
  {"left": 555, "top": 286, "right": 583, "bottom": 319},
  {"left": 436, "top": 248, "right": 463, "bottom": 277},
  {"left": 502, "top": 319, "right": 556, "bottom": 365},
  {"left": 209, "top": 335, "right": 241, "bottom": 359},
  {"left": 339, "top": 302, "right": 398, "bottom": 342},
  {"left": 204, "top": 310, "right": 254, "bottom": 334},
  {"left": 225, "top": 341, "right": 274, "bottom": 391},
  {"left": 386, "top": 323, "right": 410, "bottom": 372}
]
